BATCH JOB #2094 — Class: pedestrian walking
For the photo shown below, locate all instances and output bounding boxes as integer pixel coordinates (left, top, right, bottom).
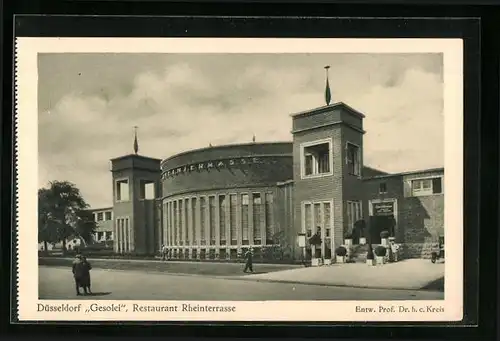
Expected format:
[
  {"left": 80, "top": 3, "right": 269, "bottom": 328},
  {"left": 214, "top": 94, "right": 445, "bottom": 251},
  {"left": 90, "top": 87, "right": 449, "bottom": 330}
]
[
  {"left": 243, "top": 247, "right": 254, "bottom": 273},
  {"left": 161, "top": 244, "right": 169, "bottom": 261}
]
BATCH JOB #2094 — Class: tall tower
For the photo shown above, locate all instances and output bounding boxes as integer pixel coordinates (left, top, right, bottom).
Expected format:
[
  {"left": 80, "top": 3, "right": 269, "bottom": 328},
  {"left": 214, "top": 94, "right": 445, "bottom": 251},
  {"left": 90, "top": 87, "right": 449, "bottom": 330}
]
[
  {"left": 290, "top": 67, "right": 366, "bottom": 259},
  {"left": 110, "top": 129, "right": 162, "bottom": 255}
]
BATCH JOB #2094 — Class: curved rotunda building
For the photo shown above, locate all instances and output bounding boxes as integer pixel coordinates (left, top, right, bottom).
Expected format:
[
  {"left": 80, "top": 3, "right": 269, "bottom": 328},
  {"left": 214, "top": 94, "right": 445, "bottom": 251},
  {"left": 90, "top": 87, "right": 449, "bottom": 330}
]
[
  {"left": 105, "top": 101, "right": 445, "bottom": 261},
  {"left": 159, "top": 142, "right": 293, "bottom": 260}
]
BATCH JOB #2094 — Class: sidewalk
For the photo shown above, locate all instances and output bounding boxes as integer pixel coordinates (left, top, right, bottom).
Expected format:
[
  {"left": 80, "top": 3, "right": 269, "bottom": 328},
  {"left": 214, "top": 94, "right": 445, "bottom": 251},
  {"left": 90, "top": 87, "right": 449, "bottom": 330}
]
[
  {"left": 40, "top": 256, "right": 302, "bottom": 268},
  {"left": 240, "top": 259, "right": 445, "bottom": 291}
]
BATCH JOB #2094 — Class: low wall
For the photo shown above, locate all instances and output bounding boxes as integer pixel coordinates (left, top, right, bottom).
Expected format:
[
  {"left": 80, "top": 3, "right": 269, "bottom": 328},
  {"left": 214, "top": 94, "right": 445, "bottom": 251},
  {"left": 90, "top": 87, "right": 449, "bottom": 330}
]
[{"left": 401, "top": 242, "right": 441, "bottom": 259}]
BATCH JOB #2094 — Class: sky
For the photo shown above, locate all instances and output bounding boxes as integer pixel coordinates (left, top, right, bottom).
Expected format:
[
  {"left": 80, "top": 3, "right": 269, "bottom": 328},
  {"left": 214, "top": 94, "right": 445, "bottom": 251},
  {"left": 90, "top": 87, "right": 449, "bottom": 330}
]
[{"left": 38, "top": 53, "right": 444, "bottom": 208}]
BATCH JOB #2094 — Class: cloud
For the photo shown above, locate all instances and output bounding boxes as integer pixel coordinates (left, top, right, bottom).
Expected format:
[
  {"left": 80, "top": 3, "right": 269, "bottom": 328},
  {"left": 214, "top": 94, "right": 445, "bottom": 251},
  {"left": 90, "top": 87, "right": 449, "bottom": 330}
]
[{"left": 38, "top": 53, "right": 443, "bottom": 207}]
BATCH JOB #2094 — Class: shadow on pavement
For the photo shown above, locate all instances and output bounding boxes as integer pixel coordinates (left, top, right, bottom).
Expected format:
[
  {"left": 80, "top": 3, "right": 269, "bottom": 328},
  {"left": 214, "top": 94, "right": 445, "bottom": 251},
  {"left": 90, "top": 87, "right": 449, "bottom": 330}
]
[
  {"left": 86, "top": 292, "right": 112, "bottom": 297},
  {"left": 242, "top": 271, "right": 267, "bottom": 275},
  {"left": 420, "top": 276, "right": 444, "bottom": 291}
]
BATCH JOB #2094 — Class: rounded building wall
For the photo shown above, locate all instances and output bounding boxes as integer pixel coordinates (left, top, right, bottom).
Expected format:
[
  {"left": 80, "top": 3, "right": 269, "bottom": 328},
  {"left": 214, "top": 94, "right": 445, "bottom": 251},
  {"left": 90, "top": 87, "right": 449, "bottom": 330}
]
[
  {"left": 161, "top": 142, "right": 293, "bottom": 197},
  {"left": 161, "top": 186, "right": 280, "bottom": 260},
  {"left": 158, "top": 143, "right": 293, "bottom": 260}
]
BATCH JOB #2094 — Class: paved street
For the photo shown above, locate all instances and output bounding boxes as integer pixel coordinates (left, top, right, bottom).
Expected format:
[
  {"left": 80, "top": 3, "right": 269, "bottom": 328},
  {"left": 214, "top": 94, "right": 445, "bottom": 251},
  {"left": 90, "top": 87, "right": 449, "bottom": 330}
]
[{"left": 39, "top": 266, "right": 443, "bottom": 301}]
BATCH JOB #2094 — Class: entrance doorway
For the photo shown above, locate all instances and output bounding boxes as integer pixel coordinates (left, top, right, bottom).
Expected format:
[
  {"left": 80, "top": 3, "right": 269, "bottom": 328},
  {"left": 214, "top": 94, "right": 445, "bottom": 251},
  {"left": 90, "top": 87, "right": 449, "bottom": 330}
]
[
  {"left": 368, "top": 199, "right": 397, "bottom": 244},
  {"left": 369, "top": 215, "right": 396, "bottom": 244}
]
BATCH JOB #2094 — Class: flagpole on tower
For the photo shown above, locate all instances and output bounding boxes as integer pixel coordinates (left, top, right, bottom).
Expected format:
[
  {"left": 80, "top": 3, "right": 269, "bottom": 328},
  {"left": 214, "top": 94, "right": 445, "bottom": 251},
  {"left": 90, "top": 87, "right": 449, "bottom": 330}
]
[
  {"left": 324, "top": 65, "right": 332, "bottom": 106},
  {"left": 133, "top": 126, "right": 139, "bottom": 155}
]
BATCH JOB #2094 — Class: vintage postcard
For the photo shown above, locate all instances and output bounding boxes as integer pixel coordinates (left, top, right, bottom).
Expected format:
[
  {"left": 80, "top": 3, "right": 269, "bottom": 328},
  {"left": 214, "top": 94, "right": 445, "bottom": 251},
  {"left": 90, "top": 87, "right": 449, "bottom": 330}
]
[{"left": 15, "top": 37, "right": 463, "bottom": 321}]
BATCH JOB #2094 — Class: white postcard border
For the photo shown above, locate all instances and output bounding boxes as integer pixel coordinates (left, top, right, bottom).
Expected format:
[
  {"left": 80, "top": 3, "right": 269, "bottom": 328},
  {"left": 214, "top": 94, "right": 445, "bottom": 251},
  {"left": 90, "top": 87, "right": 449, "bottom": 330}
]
[{"left": 15, "top": 37, "right": 464, "bottom": 322}]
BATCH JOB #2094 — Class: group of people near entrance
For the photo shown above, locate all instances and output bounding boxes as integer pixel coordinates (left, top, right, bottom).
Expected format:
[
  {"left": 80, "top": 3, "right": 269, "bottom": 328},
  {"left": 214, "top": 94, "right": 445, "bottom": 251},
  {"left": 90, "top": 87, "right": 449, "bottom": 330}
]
[
  {"left": 72, "top": 254, "right": 92, "bottom": 296},
  {"left": 160, "top": 244, "right": 254, "bottom": 273}
]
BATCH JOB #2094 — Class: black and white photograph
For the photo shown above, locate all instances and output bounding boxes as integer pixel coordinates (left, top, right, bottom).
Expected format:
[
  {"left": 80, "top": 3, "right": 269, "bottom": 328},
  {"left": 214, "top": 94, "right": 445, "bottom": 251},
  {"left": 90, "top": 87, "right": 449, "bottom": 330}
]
[{"left": 15, "top": 37, "right": 463, "bottom": 322}]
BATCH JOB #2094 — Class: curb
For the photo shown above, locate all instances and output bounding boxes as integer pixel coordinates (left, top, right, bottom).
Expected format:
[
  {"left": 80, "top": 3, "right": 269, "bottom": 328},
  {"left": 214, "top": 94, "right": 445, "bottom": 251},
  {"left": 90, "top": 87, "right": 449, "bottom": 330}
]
[{"left": 229, "top": 276, "right": 444, "bottom": 292}]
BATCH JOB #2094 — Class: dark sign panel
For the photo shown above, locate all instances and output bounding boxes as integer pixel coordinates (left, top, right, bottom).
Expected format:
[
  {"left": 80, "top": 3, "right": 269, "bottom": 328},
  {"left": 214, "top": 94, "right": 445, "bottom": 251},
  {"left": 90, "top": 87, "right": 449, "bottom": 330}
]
[{"left": 372, "top": 201, "right": 394, "bottom": 216}]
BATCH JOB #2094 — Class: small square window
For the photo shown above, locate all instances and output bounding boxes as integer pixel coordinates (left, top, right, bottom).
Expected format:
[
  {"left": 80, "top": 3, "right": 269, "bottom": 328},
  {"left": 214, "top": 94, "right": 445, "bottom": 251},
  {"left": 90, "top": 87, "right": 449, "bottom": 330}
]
[
  {"left": 379, "top": 182, "right": 387, "bottom": 194},
  {"left": 411, "top": 177, "right": 443, "bottom": 196},
  {"left": 116, "top": 179, "right": 130, "bottom": 201},
  {"left": 346, "top": 143, "right": 361, "bottom": 176},
  {"left": 301, "top": 141, "right": 331, "bottom": 177}
]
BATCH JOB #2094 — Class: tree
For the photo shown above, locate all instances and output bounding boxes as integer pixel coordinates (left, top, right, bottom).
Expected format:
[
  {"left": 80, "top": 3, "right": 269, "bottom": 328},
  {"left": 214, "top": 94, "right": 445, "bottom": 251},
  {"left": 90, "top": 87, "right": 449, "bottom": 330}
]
[
  {"left": 38, "top": 181, "right": 91, "bottom": 254},
  {"left": 74, "top": 209, "right": 98, "bottom": 246},
  {"left": 270, "top": 231, "right": 292, "bottom": 260}
]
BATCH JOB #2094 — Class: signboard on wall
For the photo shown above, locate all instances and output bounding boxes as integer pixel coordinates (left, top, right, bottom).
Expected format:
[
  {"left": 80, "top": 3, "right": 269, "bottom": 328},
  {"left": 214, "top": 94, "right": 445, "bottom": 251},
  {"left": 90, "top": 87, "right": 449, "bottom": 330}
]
[
  {"left": 372, "top": 201, "right": 394, "bottom": 216},
  {"left": 297, "top": 233, "right": 306, "bottom": 248}
]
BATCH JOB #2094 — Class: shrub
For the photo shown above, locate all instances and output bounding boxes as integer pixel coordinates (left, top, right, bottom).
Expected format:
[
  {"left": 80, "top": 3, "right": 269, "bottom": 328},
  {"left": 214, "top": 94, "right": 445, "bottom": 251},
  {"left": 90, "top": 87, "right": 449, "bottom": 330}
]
[
  {"left": 335, "top": 246, "right": 347, "bottom": 257},
  {"left": 380, "top": 231, "right": 390, "bottom": 239},
  {"left": 344, "top": 233, "right": 353, "bottom": 240},
  {"left": 366, "top": 244, "right": 374, "bottom": 260},
  {"left": 374, "top": 245, "right": 387, "bottom": 257}
]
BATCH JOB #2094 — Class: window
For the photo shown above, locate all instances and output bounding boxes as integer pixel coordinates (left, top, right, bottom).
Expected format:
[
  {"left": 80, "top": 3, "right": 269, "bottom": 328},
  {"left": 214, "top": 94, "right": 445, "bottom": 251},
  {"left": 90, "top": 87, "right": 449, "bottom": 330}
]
[
  {"left": 116, "top": 179, "right": 129, "bottom": 201},
  {"left": 173, "top": 201, "right": 178, "bottom": 244},
  {"left": 346, "top": 143, "right": 361, "bottom": 176},
  {"left": 314, "top": 203, "right": 322, "bottom": 235},
  {"left": 97, "top": 212, "right": 104, "bottom": 221},
  {"left": 253, "top": 193, "right": 262, "bottom": 243},
  {"left": 179, "top": 200, "right": 183, "bottom": 245},
  {"left": 184, "top": 198, "right": 189, "bottom": 245},
  {"left": 168, "top": 202, "right": 173, "bottom": 246},
  {"left": 379, "top": 182, "right": 387, "bottom": 194},
  {"left": 191, "top": 198, "right": 197, "bottom": 243},
  {"left": 200, "top": 197, "right": 206, "bottom": 244},
  {"left": 411, "top": 177, "right": 443, "bottom": 196},
  {"left": 432, "top": 178, "right": 443, "bottom": 194},
  {"left": 304, "top": 203, "right": 312, "bottom": 237},
  {"left": 346, "top": 201, "right": 362, "bottom": 235},
  {"left": 139, "top": 180, "right": 156, "bottom": 200},
  {"left": 265, "top": 193, "right": 274, "bottom": 243},
  {"left": 324, "top": 202, "right": 331, "bottom": 239},
  {"left": 219, "top": 195, "right": 226, "bottom": 242},
  {"left": 301, "top": 141, "right": 332, "bottom": 177},
  {"left": 105, "top": 211, "right": 112, "bottom": 221},
  {"left": 209, "top": 196, "right": 216, "bottom": 245},
  {"left": 230, "top": 195, "right": 237, "bottom": 242},
  {"left": 241, "top": 194, "right": 249, "bottom": 242}
]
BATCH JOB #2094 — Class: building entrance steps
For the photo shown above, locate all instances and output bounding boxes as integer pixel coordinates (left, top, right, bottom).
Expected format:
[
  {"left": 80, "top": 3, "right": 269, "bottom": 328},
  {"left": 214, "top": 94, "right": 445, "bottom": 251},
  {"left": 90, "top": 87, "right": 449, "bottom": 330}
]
[{"left": 241, "top": 259, "right": 445, "bottom": 291}]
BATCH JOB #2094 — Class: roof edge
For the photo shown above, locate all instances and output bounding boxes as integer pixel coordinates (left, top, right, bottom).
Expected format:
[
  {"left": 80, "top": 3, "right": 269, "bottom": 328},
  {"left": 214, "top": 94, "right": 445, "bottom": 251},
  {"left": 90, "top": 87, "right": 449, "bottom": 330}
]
[
  {"left": 110, "top": 154, "right": 162, "bottom": 162},
  {"left": 363, "top": 167, "right": 445, "bottom": 180},
  {"left": 161, "top": 141, "right": 293, "bottom": 165},
  {"left": 290, "top": 102, "right": 366, "bottom": 119}
]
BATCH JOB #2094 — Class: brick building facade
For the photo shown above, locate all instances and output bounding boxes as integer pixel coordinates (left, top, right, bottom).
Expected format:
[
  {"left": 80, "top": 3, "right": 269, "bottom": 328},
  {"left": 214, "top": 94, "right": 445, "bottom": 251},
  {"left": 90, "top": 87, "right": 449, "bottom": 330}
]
[{"left": 96, "top": 101, "right": 444, "bottom": 261}]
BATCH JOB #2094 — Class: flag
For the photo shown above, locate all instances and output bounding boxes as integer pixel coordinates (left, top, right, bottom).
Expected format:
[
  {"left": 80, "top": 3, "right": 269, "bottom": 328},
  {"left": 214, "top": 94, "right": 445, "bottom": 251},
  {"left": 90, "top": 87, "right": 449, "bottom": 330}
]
[
  {"left": 133, "top": 130, "right": 139, "bottom": 154},
  {"left": 325, "top": 77, "right": 332, "bottom": 105}
]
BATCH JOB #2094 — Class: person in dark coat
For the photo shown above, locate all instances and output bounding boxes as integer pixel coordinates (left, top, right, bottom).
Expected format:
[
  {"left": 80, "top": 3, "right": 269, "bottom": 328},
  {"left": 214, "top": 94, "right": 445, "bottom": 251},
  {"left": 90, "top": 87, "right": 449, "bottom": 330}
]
[
  {"left": 80, "top": 256, "right": 92, "bottom": 295},
  {"left": 72, "top": 254, "right": 92, "bottom": 295},
  {"left": 243, "top": 248, "right": 254, "bottom": 273},
  {"left": 72, "top": 254, "right": 85, "bottom": 296}
]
